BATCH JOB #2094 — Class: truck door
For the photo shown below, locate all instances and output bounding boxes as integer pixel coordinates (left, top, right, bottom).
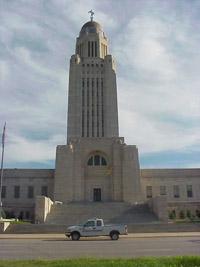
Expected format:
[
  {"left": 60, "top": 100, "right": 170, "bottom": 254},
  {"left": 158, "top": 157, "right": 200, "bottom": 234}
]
[
  {"left": 82, "top": 220, "right": 96, "bottom": 236},
  {"left": 95, "top": 219, "right": 103, "bottom": 232}
]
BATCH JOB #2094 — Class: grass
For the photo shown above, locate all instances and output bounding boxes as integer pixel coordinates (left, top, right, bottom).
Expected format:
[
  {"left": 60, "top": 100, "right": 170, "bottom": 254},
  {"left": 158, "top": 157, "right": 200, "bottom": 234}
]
[
  {"left": 9, "top": 220, "right": 31, "bottom": 224},
  {"left": 0, "top": 257, "right": 200, "bottom": 267}
]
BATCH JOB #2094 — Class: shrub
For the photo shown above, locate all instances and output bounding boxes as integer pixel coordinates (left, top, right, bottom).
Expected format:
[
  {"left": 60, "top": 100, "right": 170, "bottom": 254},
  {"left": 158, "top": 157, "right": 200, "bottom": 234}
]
[
  {"left": 169, "top": 210, "right": 176, "bottom": 220},
  {"left": 186, "top": 210, "right": 191, "bottom": 219},
  {"left": 195, "top": 210, "right": 200, "bottom": 218},
  {"left": 179, "top": 210, "right": 185, "bottom": 219}
]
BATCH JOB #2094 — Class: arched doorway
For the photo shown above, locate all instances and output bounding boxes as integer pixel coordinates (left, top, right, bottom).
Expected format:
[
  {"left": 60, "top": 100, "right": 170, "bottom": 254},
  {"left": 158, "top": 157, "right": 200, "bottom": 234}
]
[{"left": 84, "top": 152, "right": 111, "bottom": 202}]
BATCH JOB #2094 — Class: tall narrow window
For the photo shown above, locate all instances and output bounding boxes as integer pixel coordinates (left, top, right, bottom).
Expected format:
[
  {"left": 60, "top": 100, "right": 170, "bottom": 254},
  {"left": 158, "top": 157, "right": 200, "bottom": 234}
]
[
  {"left": 101, "top": 78, "right": 104, "bottom": 136},
  {"left": 87, "top": 110, "right": 89, "bottom": 137},
  {"left": 96, "top": 78, "right": 99, "bottom": 137},
  {"left": 14, "top": 186, "right": 20, "bottom": 199},
  {"left": 95, "top": 41, "right": 97, "bottom": 57},
  {"left": 92, "top": 78, "right": 94, "bottom": 137},
  {"left": 186, "top": 185, "right": 193, "bottom": 198},
  {"left": 146, "top": 186, "right": 152, "bottom": 198},
  {"left": 82, "top": 79, "right": 85, "bottom": 107},
  {"left": 82, "top": 78, "right": 85, "bottom": 137},
  {"left": 160, "top": 185, "right": 166, "bottom": 195},
  {"left": 28, "top": 186, "right": 34, "bottom": 199},
  {"left": 88, "top": 41, "right": 90, "bottom": 57},
  {"left": 87, "top": 78, "right": 89, "bottom": 107},
  {"left": 91, "top": 41, "right": 94, "bottom": 57},
  {"left": 2, "top": 186, "right": 6, "bottom": 198},
  {"left": 82, "top": 110, "right": 85, "bottom": 137},
  {"left": 173, "top": 185, "right": 180, "bottom": 198}
]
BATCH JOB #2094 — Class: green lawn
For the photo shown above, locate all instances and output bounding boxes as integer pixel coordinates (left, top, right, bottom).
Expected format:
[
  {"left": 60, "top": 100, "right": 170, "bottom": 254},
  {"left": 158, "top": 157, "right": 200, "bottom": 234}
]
[{"left": 0, "top": 257, "right": 200, "bottom": 267}]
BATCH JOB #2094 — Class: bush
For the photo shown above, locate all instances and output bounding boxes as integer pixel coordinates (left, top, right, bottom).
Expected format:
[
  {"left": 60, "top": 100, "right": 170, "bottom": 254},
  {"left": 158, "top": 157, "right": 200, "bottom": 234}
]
[
  {"left": 186, "top": 210, "right": 191, "bottom": 219},
  {"left": 169, "top": 210, "right": 176, "bottom": 220},
  {"left": 196, "top": 210, "right": 200, "bottom": 218},
  {"left": 179, "top": 210, "right": 185, "bottom": 219}
]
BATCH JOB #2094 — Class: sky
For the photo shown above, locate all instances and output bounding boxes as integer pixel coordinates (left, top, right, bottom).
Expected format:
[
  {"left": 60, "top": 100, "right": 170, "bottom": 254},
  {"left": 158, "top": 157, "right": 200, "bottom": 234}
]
[{"left": 0, "top": 0, "right": 200, "bottom": 169}]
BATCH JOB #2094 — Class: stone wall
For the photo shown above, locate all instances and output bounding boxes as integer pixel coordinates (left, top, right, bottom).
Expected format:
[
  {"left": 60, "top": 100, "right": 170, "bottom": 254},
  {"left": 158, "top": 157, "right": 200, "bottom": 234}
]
[
  {"left": 2, "top": 169, "right": 54, "bottom": 220},
  {"left": 141, "top": 168, "right": 200, "bottom": 202},
  {"left": 35, "top": 196, "right": 53, "bottom": 223}
]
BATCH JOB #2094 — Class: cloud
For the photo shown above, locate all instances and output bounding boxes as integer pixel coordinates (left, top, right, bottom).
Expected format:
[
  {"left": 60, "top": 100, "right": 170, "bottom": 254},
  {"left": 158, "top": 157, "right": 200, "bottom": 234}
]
[
  {"left": 0, "top": 0, "right": 200, "bottom": 168},
  {"left": 114, "top": 2, "right": 200, "bottom": 162}
]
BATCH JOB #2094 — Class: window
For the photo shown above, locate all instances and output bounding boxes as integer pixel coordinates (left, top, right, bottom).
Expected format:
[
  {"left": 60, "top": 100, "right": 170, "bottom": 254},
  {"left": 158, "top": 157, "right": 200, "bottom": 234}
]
[
  {"left": 14, "top": 186, "right": 20, "bottom": 198},
  {"left": 25, "top": 211, "right": 30, "bottom": 220},
  {"left": 41, "top": 186, "right": 48, "bottom": 197},
  {"left": 95, "top": 42, "right": 97, "bottom": 57},
  {"left": 84, "top": 220, "right": 95, "bottom": 227},
  {"left": 87, "top": 155, "right": 107, "bottom": 166},
  {"left": 28, "top": 186, "right": 34, "bottom": 199},
  {"left": 186, "top": 185, "right": 193, "bottom": 198},
  {"left": 91, "top": 41, "right": 94, "bottom": 57},
  {"left": 101, "top": 157, "right": 107, "bottom": 166},
  {"left": 160, "top": 185, "right": 166, "bottom": 196},
  {"left": 173, "top": 185, "right": 180, "bottom": 198},
  {"left": 97, "top": 220, "right": 102, "bottom": 226},
  {"left": 2, "top": 186, "right": 6, "bottom": 198},
  {"left": 94, "top": 155, "right": 100, "bottom": 165},
  {"left": 88, "top": 41, "right": 90, "bottom": 57},
  {"left": 88, "top": 157, "right": 93, "bottom": 166},
  {"left": 146, "top": 186, "right": 152, "bottom": 198}
]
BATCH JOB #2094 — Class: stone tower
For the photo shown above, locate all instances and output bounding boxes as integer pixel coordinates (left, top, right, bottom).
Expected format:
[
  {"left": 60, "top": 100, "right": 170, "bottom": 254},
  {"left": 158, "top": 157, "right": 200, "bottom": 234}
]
[
  {"left": 54, "top": 18, "right": 142, "bottom": 204},
  {"left": 67, "top": 20, "right": 119, "bottom": 141}
]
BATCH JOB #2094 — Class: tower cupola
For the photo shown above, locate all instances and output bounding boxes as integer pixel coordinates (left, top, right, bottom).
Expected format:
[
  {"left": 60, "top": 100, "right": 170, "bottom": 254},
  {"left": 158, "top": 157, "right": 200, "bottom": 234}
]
[{"left": 76, "top": 19, "right": 108, "bottom": 59}]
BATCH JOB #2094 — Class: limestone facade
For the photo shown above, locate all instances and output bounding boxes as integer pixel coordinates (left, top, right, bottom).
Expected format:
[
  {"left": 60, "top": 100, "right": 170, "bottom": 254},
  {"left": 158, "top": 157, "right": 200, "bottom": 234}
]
[
  {"left": 1, "top": 20, "right": 200, "bottom": 221},
  {"left": 54, "top": 137, "right": 141, "bottom": 204}
]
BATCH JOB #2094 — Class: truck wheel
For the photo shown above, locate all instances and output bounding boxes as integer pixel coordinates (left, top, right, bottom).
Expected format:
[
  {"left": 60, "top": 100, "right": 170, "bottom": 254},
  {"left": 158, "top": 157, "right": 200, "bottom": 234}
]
[
  {"left": 71, "top": 232, "right": 80, "bottom": 241},
  {"left": 110, "top": 232, "right": 119, "bottom": 240}
]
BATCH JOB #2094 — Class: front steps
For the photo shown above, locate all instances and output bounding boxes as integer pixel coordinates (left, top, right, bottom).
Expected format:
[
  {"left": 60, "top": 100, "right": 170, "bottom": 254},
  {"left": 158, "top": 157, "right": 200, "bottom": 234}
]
[{"left": 45, "top": 202, "right": 158, "bottom": 225}]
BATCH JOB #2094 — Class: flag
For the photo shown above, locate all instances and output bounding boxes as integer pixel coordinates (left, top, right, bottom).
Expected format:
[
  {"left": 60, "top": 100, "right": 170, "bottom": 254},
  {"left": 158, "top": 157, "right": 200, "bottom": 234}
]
[{"left": 2, "top": 122, "right": 6, "bottom": 146}]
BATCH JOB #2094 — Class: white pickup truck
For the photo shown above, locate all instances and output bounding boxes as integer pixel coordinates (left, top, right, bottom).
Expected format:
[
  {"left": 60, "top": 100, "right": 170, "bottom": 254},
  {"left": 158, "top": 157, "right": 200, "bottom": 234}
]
[{"left": 65, "top": 218, "right": 128, "bottom": 240}]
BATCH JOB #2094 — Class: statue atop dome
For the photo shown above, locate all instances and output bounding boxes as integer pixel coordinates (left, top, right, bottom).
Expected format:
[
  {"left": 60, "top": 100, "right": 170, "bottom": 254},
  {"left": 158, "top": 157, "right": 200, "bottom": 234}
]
[{"left": 88, "top": 9, "right": 94, "bottom": 21}]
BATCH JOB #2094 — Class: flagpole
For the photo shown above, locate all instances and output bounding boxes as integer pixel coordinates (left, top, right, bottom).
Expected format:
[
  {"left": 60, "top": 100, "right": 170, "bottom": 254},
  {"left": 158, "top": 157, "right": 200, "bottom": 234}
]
[{"left": 0, "top": 122, "right": 6, "bottom": 219}]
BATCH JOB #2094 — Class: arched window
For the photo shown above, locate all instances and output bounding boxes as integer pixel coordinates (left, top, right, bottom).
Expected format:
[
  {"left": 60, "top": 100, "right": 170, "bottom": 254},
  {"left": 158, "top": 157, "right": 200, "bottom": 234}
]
[{"left": 87, "top": 155, "right": 107, "bottom": 166}]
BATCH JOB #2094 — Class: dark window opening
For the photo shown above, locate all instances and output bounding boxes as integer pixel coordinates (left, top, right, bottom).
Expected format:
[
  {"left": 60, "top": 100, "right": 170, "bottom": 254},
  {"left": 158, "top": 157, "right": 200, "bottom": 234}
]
[
  {"left": 101, "top": 157, "right": 106, "bottom": 166},
  {"left": 14, "top": 186, "right": 20, "bottom": 199},
  {"left": 94, "top": 155, "right": 100, "bottom": 165},
  {"left": 25, "top": 211, "right": 30, "bottom": 219},
  {"left": 91, "top": 41, "right": 94, "bottom": 57},
  {"left": 173, "top": 185, "right": 180, "bottom": 198},
  {"left": 146, "top": 186, "right": 152, "bottom": 198},
  {"left": 93, "top": 188, "right": 101, "bottom": 202},
  {"left": 95, "top": 41, "right": 97, "bottom": 57},
  {"left": 187, "top": 185, "right": 193, "bottom": 198},
  {"left": 2, "top": 186, "right": 6, "bottom": 198},
  {"left": 88, "top": 157, "right": 93, "bottom": 165},
  {"left": 28, "top": 186, "right": 34, "bottom": 199},
  {"left": 88, "top": 41, "right": 90, "bottom": 57},
  {"left": 87, "top": 155, "right": 107, "bottom": 166}
]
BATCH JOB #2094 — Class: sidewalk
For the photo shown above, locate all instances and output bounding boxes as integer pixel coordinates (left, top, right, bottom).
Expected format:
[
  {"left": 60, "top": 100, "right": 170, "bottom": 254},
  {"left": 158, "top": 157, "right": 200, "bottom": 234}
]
[{"left": 0, "top": 232, "right": 200, "bottom": 239}]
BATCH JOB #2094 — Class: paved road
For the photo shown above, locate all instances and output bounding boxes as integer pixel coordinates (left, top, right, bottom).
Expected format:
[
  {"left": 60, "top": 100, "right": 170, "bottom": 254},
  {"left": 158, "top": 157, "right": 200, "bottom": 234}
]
[{"left": 0, "top": 234, "right": 200, "bottom": 259}]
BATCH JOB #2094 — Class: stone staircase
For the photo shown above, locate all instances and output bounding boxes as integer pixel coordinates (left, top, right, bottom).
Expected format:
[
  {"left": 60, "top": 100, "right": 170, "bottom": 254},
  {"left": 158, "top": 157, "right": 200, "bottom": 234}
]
[{"left": 45, "top": 202, "right": 158, "bottom": 225}]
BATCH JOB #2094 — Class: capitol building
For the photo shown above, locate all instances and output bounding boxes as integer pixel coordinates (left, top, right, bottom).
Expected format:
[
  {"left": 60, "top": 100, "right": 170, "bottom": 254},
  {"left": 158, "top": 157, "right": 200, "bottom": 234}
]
[{"left": 2, "top": 17, "right": 200, "bottom": 225}]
